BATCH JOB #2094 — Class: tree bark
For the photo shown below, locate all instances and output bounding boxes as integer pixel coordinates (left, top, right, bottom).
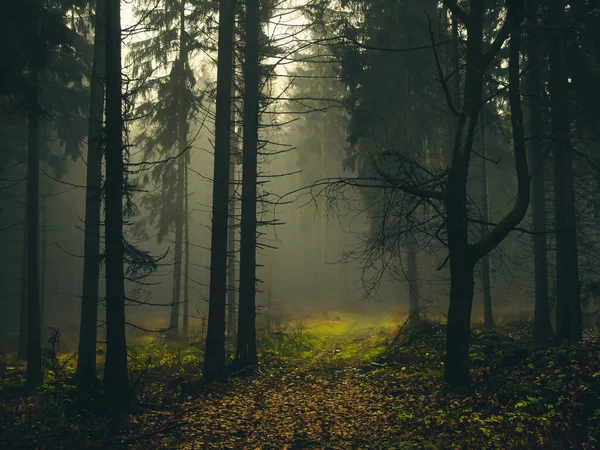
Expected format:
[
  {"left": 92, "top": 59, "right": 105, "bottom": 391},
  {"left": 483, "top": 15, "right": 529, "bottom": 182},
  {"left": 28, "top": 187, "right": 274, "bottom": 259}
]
[
  {"left": 443, "top": 0, "right": 529, "bottom": 387},
  {"left": 204, "top": 0, "right": 236, "bottom": 382},
  {"left": 183, "top": 144, "right": 190, "bottom": 338},
  {"left": 18, "top": 229, "right": 27, "bottom": 361},
  {"left": 235, "top": 0, "right": 259, "bottom": 368},
  {"left": 227, "top": 71, "right": 238, "bottom": 337},
  {"left": 169, "top": 0, "right": 187, "bottom": 337},
  {"left": 525, "top": 0, "right": 552, "bottom": 347},
  {"left": 169, "top": 205, "right": 183, "bottom": 334},
  {"left": 443, "top": 1, "right": 485, "bottom": 386},
  {"left": 407, "top": 234, "right": 420, "bottom": 328},
  {"left": 404, "top": 69, "right": 420, "bottom": 328},
  {"left": 181, "top": 2, "right": 191, "bottom": 338},
  {"left": 445, "top": 252, "right": 475, "bottom": 386},
  {"left": 77, "top": 0, "right": 105, "bottom": 389},
  {"left": 40, "top": 181, "right": 47, "bottom": 333},
  {"left": 103, "top": 0, "right": 129, "bottom": 414},
  {"left": 448, "top": 10, "right": 461, "bottom": 166},
  {"left": 480, "top": 108, "right": 493, "bottom": 327},
  {"left": 548, "top": 0, "right": 582, "bottom": 344},
  {"left": 26, "top": 0, "right": 43, "bottom": 385}
]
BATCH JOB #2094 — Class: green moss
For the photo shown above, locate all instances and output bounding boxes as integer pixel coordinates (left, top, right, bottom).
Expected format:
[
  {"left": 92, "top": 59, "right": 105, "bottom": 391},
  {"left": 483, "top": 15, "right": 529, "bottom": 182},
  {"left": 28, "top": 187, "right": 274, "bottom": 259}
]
[{"left": 256, "top": 313, "right": 396, "bottom": 366}]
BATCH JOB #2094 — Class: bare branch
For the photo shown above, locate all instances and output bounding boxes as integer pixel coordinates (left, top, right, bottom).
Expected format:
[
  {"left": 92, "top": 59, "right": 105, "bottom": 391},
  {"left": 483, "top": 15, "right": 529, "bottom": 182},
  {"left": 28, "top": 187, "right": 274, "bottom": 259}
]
[
  {"left": 428, "top": 14, "right": 460, "bottom": 116},
  {"left": 469, "top": 0, "right": 530, "bottom": 263},
  {"left": 482, "top": 17, "right": 511, "bottom": 69},
  {"left": 444, "top": 0, "right": 471, "bottom": 28}
]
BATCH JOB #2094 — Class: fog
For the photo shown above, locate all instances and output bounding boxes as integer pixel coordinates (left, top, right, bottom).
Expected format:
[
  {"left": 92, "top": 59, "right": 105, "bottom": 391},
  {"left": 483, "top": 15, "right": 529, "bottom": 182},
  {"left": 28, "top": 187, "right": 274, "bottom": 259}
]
[
  {"left": 1, "top": 0, "right": 588, "bottom": 357},
  {"left": 5, "top": 1, "right": 600, "bottom": 445},
  {"left": 0, "top": 108, "right": 401, "bottom": 344}
]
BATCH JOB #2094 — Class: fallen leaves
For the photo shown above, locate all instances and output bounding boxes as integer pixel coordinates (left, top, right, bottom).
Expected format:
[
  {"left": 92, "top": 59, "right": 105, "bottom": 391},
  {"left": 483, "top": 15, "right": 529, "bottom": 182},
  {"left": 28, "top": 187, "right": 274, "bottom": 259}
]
[
  {"left": 2, "top": 319, "right": 600, "bottom": 449},
  {"left": 136, "top": 324, "right": 600, "bottom": 449}
]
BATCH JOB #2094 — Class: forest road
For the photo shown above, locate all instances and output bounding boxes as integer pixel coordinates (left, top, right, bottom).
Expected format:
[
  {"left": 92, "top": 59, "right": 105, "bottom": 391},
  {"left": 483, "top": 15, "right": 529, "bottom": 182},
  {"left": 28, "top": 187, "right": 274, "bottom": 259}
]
[{"left": 137, "top": 325, "right": 415, "bottom": 449}]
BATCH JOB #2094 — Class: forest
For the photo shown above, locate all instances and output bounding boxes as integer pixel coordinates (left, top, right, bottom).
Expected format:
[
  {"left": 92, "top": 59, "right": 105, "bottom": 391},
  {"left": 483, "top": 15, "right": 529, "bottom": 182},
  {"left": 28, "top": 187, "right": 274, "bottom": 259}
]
[{"left": 1, "top": 0, "right": 600, "bottom": 448}]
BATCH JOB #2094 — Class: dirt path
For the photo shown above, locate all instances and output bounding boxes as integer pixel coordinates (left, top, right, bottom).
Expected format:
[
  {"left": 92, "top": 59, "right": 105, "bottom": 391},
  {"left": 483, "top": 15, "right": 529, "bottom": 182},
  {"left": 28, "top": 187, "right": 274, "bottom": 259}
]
[{"left": 133, "top": 322, "right": 418, "bottom": 449}]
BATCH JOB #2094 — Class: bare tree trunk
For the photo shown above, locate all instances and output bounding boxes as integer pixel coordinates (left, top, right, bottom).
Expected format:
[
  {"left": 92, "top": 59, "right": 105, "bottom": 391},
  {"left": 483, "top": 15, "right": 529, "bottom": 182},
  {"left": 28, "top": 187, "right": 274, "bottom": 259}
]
[
  {"left": 526, "top": 0, "right": 552, "bottom": 347},
  {"left": 445, "top": 250, "right": 475, "bottom": 386},
  {"left": 18, "top": 229, "right": 27, "bottom": 361},
  {"left": 227, "top": 162, "right": 237, "bottom": 337},
  {"left": 227, "top": 76, "right": 238, "bottom": 337},
  {"left": 183, "top": 147, "right": 190, "bottom": 338},
  {"left": 77, "top": 0, "right": 105, "bottom": 389},
  {"left": 204, "top": 0, "right": 236, "bottom": 382},
  {"left": 169, "top": 1, "right": 188, "bottom": 337},
  {"left": 451, "top": 14, "right": 460, "bottom": 110},
  {"left": 443, "top": 0, "right": 529, "bottom": 387},
  {"left": 318, "top": 52, "right": 327, "bottom": 277},
  {"left": 26, "top": 1, "right": 42, "bottom": 385},
  {"left": 548, "top": 0, "right": 582, "bottom": 344},
  {"left": 235, "top": 0, "right": 259, "bottom": 368},
  {"left": 404, "top": 69, "right": 420, "bottom": 328},
  {"left": 407, "top": 235, "right": 420, "bottom": 327},
  {"left": 103, "top": 0, "right": 129, "bottom": 414},
  {"left": 39, "top": 168, "right": 47, "bottom": 332},
  {"left": 40, "top": 183, "right": 47, "bottom": 333},
  {"left": 169, "top": 205, "right": 182, "bottom": 333},
  {"left": 480, "top": 108, "right": 493, "bottom": 327}
]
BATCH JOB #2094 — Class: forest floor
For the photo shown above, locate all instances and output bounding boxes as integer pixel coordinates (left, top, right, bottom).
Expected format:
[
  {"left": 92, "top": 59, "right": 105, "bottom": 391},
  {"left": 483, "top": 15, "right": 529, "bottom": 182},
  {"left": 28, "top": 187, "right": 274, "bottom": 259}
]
[{"left": 1, "top": 313, "right": 600, "bottom": 449}]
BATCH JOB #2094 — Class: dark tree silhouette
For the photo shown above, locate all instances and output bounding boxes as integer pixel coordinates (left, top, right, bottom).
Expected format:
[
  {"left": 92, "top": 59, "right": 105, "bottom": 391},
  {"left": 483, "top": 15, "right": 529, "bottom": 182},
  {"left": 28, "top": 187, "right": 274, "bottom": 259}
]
[
  {"left": 441, "top": 0, "right": 529, "bottom": 387},
  {"left": 235, "top": 0, "right": 260, "bottom": 368},
  {"left": 25, "top": 0, "right": 43, "bottom": 387},
  {"left": 18, "top": 234, "right": 27, "bottom": 361},
  {"left": 227, "top": 92, "right": 239, "bottom": 337},
  {"left": 168, "top": 0, "right": 189, "bottom": 337},
  {"left": 525, "top": 0, "right": 553, "bottom": 347},
  {"left": 548, "top": 0, "right": 582, "bottom": 344},
  {"left": 204, "top": 0, "right": 236, "bottom": 382},
  {"left": 76, "top": 0, "right": 106, "bottom": 390},
  {"left": 103, "top": 0, "right": 129, "bottom": 414}
]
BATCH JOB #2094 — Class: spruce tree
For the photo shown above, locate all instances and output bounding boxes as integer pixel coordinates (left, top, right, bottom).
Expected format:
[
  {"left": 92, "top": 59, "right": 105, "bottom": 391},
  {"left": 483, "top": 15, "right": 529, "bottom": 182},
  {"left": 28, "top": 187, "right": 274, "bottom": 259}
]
[
  {"left": 204, "top": 0, "right": 236, "bottom": 381},
  {"left": 103, "top": 0, "right": 129, "bottom": 414}
]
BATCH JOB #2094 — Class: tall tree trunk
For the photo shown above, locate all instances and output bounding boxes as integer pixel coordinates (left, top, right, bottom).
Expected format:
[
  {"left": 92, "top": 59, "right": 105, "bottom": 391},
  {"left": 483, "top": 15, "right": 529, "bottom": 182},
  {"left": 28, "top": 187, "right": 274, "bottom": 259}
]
[
  {"left": 443, "top": 0, "right": 529, "bottom": 387},
  {"left": 26, "top": 1, "right": 43, "bottom": 385},
  {"left": 169, "top": 1, "right": 188, "bottom": 337},
  {"left": 204, "top": 0, "right": 236, "bottom": 382},
  {"left": 183, "top": 148, "right": 190, "bottom": 338},
  {"left": 77, "top": 0, "right": 105, "bottom": 389},
  {"left": 103, "top": 0, "right": 129, "bottom": 414},
  {"left": 169, "top": 212, "right": 182, "bottom": 334},
  {"left": 444, "top": 0, "right": 488, "bottom": 387},
  {"left": 548, "top": 0, "right": 582, "bottom": 344},
  {"left": 18, "top": 229, "right": 27, "bottom": 361},
  {"left": 181, "top": 3, "right": 191, "bottom": 338},
  {"left": 318, "top": 51, "right": 327, "bottom": 277},
  {"left": 40, "top": 183, "right": 47, "bottom": 332},
  {"left": 448, "top": 10, "right": 461, "bottom": 159},
  {"left": 444, "top": 249, "right": 475, "bottom": 386},
  {"left": 480, "top": 108, "right": 494, "bottom": 327},
  {"left": 451, "top": 14, "right": 460, "bottom": 112},
  {"left": 526, "top": 0, "right": 552, "bottom": 347},
  {"left": 227, "top": 106, "right": 238, "bottom": 337},
  {"left": 404, "top": 70, "right": 420, "bottom": 328},
  {"left": 407, "top": 235, "right": 420, "bottom": 327},
  {"left": 227, "top": 56, "right": 238, "bottom": 337},
  {"left": 235, "top": 0, "right": 259, "bottom": 368}
]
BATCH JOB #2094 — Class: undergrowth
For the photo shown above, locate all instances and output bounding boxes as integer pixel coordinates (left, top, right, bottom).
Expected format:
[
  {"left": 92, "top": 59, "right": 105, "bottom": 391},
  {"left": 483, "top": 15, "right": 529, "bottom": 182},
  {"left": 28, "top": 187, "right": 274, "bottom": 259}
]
[
  {"left": 0, "top": 317, "right": 599, "bottom": 448},
  {"left": 378, "top": 323, "right": 600, "bottom": 448}
]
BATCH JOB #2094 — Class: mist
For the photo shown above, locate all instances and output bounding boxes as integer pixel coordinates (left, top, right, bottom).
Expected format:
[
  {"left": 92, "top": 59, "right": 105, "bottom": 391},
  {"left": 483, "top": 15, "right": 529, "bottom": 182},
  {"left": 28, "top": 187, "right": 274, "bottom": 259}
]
[{"left": 2, "top": 0, "right": 600, "bottom": 447}]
